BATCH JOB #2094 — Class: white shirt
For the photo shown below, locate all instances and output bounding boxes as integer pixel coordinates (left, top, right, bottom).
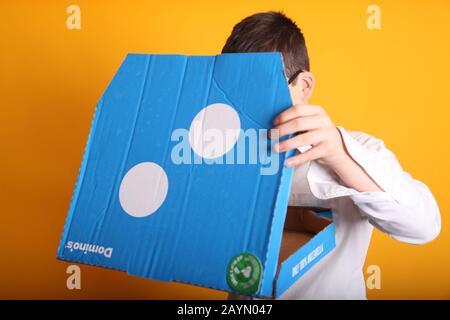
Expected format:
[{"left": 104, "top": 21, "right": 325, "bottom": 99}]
[{"left": 279, "top": 126, "right": 441, "bottom": 300}]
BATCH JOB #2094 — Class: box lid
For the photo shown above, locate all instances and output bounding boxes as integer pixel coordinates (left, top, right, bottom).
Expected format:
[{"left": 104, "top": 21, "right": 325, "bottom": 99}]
[{"left": 57, "top": 52, "right": 295, "bottom": 297}]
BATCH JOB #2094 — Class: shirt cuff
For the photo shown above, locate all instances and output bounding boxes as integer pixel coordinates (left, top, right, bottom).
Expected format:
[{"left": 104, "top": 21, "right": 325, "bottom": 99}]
[{"left": 305, "top": 126, "right": 398, "bottom": 203}]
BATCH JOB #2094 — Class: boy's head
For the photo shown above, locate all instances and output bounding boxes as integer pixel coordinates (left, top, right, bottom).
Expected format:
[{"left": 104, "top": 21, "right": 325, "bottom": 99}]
[{"left": 222, "top": 11, "right": 314, "bottom": 105}]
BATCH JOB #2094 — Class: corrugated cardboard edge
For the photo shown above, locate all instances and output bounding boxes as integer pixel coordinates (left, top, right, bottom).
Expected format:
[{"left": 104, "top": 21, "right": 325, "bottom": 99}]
[
  {"left": 58, "top": 253, "right": 239, "bottom": 295},
  {"left": 257, "top": 53, "right": 296, "bottom": 298},
  {"left": 56, "top": 54, "right": 130, "bottom": 259},
  {"left": 259, "top": 159, "right": 295, "bottom": 298},
  {"left": 56, "top": 97, "right": 105, "bottom": 259}
]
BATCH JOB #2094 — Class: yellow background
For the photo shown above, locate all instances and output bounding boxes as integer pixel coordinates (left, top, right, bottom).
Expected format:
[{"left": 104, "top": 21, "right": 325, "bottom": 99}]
[{"left": 1, "top": 0, "right": 449, "bottom": 299}]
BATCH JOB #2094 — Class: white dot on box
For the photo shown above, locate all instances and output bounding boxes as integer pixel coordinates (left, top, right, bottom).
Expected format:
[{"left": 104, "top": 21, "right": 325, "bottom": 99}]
[
  {"left": 119, "top": 162, "right": 168, "bottom": 218},
  {"left": 189, "top": 103, "right": 241, "bottom": 159}
]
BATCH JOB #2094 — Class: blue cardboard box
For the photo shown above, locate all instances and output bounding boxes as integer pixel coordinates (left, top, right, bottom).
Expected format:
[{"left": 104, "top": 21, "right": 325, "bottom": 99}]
[{"left": 57, "top": 52, "right": 336, "bottom": 298}]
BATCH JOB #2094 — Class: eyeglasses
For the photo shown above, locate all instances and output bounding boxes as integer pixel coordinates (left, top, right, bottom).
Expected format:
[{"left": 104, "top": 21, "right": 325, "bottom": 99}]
[{"left": 287, "top": 69, "right": 304, "bottom": 85}]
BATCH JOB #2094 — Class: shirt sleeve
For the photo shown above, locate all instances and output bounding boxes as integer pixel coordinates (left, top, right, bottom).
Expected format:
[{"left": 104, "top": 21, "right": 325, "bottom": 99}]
[{"left": 301, "top": 126, "right": 441, "bottom": 245}]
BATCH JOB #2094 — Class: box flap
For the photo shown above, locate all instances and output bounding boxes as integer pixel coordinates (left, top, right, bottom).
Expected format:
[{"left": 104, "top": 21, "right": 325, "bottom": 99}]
[
  {"left": 57, "top": 52, "right": 293, "bottom": 296},
  {"left": 275, "top": 222, "right": 336, "bottom": 298}
]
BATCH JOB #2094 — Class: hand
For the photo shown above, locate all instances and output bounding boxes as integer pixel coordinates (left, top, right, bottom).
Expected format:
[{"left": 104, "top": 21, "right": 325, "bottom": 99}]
[{"left": 270, "top": 104, "right": 346, "bottom": 168}]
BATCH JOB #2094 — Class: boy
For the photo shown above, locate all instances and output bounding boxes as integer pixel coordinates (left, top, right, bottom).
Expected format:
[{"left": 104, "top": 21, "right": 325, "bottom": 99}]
[{"left": 223, "top": 11, "right": 441, "bottom": 299}]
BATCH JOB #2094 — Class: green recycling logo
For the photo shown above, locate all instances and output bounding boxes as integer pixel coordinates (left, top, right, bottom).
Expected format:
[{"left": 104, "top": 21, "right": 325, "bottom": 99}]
[{"left": 226, "top": 253, "right": 262, "bottom": 294}]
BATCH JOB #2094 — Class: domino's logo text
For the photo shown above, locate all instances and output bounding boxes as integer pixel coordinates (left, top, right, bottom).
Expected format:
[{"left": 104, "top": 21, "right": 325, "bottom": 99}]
[{"left": 65, "top": 241, "right": 113, "bottom": 259}]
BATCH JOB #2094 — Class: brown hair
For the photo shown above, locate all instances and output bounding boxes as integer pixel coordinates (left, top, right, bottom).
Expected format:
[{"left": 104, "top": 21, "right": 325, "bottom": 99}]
[{"left": 222, "top": 11, "right": 310, "bottom": 85}]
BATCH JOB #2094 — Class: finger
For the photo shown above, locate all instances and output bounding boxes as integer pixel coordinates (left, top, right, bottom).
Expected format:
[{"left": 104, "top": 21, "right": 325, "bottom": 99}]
[
  {"left": 274, "top": 104, "right": 325, "bottom": 125},
  {"left": 275, "top": 130, "right": 324, "bottom": 152},
  {"left": 285, "top": 144, "right": 327, "bottom": 167},
  {"left": 270, "top": 116, "right": 325, "bottom": 139}
]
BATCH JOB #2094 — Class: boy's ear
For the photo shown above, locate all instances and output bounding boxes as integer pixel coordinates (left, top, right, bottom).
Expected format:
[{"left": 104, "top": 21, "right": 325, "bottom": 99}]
[{"left": 289, "top": 72, "right": 315, "bottom": 104}]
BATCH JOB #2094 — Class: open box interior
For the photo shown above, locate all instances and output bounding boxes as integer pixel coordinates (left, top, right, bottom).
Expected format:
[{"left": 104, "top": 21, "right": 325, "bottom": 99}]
[{"left": 277, "top": 207, "right": 332, "bottom": 267}]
